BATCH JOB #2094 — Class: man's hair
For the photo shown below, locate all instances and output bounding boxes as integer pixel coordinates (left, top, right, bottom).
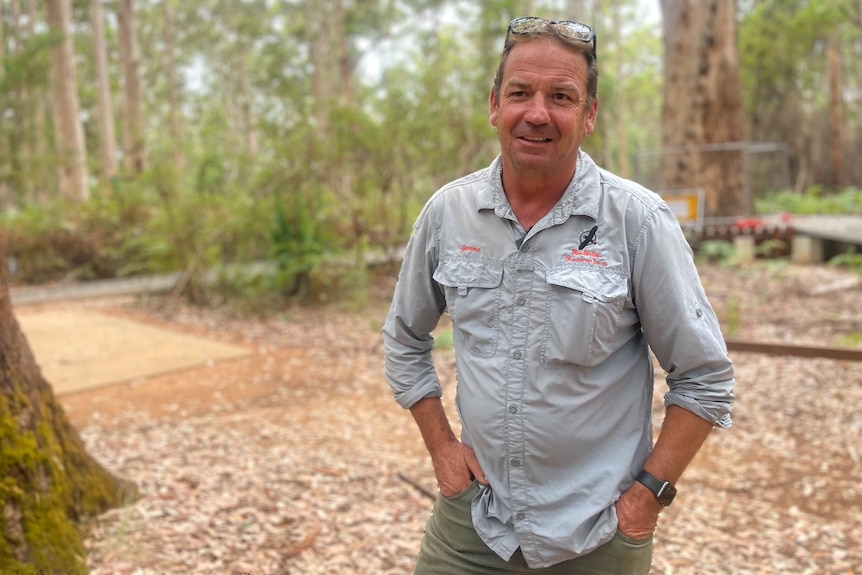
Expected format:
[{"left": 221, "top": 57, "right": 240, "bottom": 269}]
[{"left": 492, "top": 23, "right": 598, "bottom": 107}]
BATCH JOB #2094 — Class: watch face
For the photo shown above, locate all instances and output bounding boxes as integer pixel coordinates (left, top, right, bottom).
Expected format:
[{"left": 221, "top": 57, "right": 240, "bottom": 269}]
[{"left": 657, "top": 482, "right": 677, "bottom": 506}]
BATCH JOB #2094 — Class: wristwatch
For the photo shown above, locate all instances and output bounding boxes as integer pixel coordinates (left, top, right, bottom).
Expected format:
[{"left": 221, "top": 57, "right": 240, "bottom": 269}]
[{"left": 635, "top": 470, "right": 677, "bottom": 506}]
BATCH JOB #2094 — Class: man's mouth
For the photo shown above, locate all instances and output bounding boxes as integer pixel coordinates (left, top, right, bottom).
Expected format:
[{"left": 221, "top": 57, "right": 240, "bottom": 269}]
[{"left": 520, "top": 136, "right": 552, "bottom": 143}]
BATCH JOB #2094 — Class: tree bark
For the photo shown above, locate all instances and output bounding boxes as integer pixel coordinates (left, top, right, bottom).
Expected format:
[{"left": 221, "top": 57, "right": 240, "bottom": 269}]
[
  {"left": 0, "top": 1, "right": 10, "bottom": 209},
  {"left": 827, "top": 31, "right": 844, "bottom": 190},
  {"left": 309, "top": 1, "right": 334, "bottom": 139},
  {"left": 91, "top": 0, "right": 118, "bottom": 184},
  {"left": 117, "top": 0, "right": 146, "bottom": 174},
  {"left": 659, "top": 0, "right": 746, "bottom": 217},
  {"left": 163, "top": 0, "right": 185, "bottom": 172},
  {"left": 27, "top": 0, "right": 50, "bottom": 203},
  {"left": 46, "top": 0, "right": 90, "bottom": 201},
  {"left": 612, "top": 1, "right": 631, "bottom": 178},
  {"left": 0, "top": 240, "right": 135, "bottom": 571}
]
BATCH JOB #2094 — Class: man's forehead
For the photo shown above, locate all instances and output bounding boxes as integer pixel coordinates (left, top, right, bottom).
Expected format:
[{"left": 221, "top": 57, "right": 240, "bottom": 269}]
[
  {"left": 503, "top": 54, "right": 586, "bottom": 89},
  {"left": 504, "top": 39, "right": 586, "bottom": 75}
]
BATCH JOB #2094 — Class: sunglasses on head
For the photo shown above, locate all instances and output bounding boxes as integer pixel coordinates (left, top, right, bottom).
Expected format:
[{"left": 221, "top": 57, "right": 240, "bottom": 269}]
[{"left": 506, "top": 17, "right": 597, "bottom": 59}]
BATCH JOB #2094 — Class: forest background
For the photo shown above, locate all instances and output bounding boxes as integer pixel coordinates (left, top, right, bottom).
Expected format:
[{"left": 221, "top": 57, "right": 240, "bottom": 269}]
[{"left": 2, "top": 0, "right": 862, "bottom": 308}]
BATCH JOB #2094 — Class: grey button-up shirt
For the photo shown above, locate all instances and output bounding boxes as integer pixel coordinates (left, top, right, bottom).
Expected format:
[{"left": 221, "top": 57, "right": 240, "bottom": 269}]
[{"left": 383, "top": 152, "right": 734, "bottom": 568}]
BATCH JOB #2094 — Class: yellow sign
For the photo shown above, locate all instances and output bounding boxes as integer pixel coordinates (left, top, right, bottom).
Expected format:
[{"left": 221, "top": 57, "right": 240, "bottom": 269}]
[{"left": 662, "top": 189, "right": 703, "bottom": 228}]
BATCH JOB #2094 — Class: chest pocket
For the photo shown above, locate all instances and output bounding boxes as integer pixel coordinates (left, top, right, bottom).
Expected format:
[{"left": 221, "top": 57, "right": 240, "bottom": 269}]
[
  {"left": 541, "top": 267, "right": 629, "bottom": 368},
  {"left": 434, "top": 259, "right": 504, "bottom": 358}
]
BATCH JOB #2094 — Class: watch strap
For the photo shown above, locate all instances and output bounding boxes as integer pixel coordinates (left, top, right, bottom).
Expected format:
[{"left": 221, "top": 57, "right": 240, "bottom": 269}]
[{"left": 635, "top": 469, "right": 676, "bottom": 506}]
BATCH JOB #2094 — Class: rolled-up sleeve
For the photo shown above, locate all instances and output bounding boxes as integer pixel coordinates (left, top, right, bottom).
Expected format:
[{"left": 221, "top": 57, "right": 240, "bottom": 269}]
[
  {"left": 382, "top": 207, "right": 447, "bottom": 409},
  {"left": 632, "top": 203, "right": 735, "bottom": 428}
]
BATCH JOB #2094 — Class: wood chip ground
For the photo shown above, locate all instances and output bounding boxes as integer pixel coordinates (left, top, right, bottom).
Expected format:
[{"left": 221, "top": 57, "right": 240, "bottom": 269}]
[{"left": 50, "top": 263, "right": 861, "bottom": 574}]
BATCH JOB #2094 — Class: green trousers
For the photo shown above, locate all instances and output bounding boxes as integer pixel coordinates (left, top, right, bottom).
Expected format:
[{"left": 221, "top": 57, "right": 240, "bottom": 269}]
[{"left": 414, "top": 482, "right": 653, "bottom": 575}]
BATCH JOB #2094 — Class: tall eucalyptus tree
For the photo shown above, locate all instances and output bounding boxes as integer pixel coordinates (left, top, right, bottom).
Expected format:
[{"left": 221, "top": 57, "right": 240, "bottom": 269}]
[
  {"left": 660, "top": 0, "right": 745, "bottom": 217},
  {"left": 46, "top": 0, "right": 89, "bottom": 201},
  {"left": 90, "top": 0, "right": 117, "bottom": 183},
  {"left": 117, "top": 0, "right": 146, "bottom": 174}
]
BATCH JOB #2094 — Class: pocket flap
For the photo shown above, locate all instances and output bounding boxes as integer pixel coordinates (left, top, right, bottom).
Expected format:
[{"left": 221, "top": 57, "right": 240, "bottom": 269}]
[
  {"left": 545, "top": 267, "right": 628, "bottom": 303},
  {"left": 434, "top": 259, "right": 503, "bottom": 289}
]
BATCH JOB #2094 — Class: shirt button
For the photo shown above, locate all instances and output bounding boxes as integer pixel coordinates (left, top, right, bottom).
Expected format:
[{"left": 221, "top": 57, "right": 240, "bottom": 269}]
[
  {"left": 511, "top": 458, "right": 521, "bottom": 467},
  {"left": 516, "top": 511, "right": 526, "bottom": 520},
  {"left": 520, "top": 243, "right": 529, "bottom": 252},
  {"left": 508, "top": 404, "right": 518, "bottom": 414},
  {"left": 516, "top": 296, "right": 527, "bottom": 305},
  {"left": 512, "top": 350, "right": 523, "bottom": 360}
]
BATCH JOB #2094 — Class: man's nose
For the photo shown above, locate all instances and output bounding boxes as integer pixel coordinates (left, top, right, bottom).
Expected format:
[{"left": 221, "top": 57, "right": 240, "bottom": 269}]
[{"left": 524, "top": 95, "right": 551, "bottom": 124}]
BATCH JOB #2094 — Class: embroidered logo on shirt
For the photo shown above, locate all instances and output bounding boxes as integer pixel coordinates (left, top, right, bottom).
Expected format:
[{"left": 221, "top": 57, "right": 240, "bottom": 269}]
[
  {"left": 461, "top": 245, "right": 481, "bottom": 254},
  {"left": 566, "top": 226, "right": 608, "bottom": 266},
  {"left": 578, "top": 225, "right": 598, "bottom": 250}
]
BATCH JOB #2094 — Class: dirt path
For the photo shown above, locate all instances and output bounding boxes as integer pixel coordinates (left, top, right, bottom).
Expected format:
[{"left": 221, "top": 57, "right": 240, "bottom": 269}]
[{"left": 13, "top": 263, "right": 862, "bottom": 574}]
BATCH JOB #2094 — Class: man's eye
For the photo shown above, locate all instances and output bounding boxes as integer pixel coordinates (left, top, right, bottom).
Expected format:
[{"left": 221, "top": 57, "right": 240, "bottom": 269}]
[{"left": 552, "top": 93, "right": 570, "bottom": 101}]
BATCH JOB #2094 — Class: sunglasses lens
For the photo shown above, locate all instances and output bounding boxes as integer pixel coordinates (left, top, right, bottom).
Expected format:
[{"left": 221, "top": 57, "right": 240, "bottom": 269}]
[
  {"left": 509, "top": 16, "right": 542, "bottom": 35},
  {"left": 557, "top": 22, "right": 594, "bottom": 43},
  {"left": 507, "top": 18, "right": 594, "bottom": 46}
]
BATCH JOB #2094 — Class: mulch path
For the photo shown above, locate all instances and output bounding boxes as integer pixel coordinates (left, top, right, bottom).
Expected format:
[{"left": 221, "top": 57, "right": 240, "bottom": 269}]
[{"left": 50, "top": 262, "right": 861, "bottom": 574}]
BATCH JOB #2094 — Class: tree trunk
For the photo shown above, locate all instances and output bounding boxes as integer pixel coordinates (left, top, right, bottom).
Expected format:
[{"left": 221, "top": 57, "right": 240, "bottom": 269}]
[
  {"left": 827, "top": 31, "right": 844, "bottom": 190},
  {"left": 309, "top": 1, "right": 334, "bottom": 140},
  {"left": 46, "top": 0, "right": 89, "bottom": 202},
  {"left": 117, "top": 0, "right": 146, "bottom": 174},
  {"left": 28, "top": 0, "right": 50, "bottom": 203},
  {"left": 163, "top": 0, "right": 185, "bottom": 172},
  {"left": 0, "top": 1, "right": 10, "bottom": 210},
  {"left": 612, "top": 1, "right": 631, "bottom": 178},
  {"left": 659, "top": 0, "right": 746, "bottom": 217},
  {"left": 335, "top": 0, "right": 355, "bottom": 109},
  {"left": 91, "top": 0, "right": 118, "bottom": 184},
  {"left": 0, "top": 241, "right": 135, "bottom": 571},
  {"left": 238, "top": 57, "right": 258, "bottom": 158},
  {"left": 9, "top": 0, "right": 34, "bottom": 204}
]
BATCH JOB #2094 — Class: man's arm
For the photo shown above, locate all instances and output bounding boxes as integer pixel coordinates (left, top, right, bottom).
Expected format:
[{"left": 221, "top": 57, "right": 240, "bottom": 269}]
[
  {"left": 410, "top": 397, "right": 488, "bottom": 496},
  {"left": 615, "top": 405, "right": 714, "bottom": 538}
]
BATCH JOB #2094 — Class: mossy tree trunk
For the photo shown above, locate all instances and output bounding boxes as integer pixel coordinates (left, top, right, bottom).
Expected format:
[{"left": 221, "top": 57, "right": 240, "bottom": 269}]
[{"left": 0, "top": 244, "right": 136, "bottom": 573}]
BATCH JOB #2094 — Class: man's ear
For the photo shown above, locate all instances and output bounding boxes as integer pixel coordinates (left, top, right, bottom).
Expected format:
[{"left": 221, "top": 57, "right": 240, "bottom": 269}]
[
  {"left": 584, "top": 97, "right": 599, "bottom": 136},
  {"left": 489, "top": 87, "right": 499, "bottom": 128}
]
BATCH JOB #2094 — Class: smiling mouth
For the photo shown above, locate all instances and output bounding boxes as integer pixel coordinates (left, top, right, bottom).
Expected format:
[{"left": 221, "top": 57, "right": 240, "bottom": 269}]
[{"left": 520, "top": 136, "right": 552, "bottom": 143}]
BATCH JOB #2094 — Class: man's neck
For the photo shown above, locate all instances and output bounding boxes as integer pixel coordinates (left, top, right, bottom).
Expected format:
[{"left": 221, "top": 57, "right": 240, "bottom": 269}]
[{"left": 502, "top": 168, "right": 574, "bottom": 230}]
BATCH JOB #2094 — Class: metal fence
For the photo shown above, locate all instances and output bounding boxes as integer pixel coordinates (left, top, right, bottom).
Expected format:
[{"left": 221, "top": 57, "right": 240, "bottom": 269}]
[{"left": 632, "top": 141, "right": 791, "bottom": 223}]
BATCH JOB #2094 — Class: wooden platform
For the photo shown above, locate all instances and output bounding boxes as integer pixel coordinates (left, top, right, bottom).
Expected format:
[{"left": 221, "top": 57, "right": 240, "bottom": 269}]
[{"left": 788, "top": 215, "right": 862, "bottom": 263}]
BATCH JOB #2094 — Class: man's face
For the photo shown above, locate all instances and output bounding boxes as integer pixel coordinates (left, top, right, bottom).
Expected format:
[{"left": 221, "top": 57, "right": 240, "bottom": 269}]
[{"left": 489, "top": 37, "right": 598, "bottom": 180}]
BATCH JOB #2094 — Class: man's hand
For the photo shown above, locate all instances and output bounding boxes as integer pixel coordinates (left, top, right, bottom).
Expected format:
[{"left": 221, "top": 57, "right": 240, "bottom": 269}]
[
  {"left": 409, "top": 397, "right": 488, "bottom": 496},
  {"left": 430, "top": 439, "right": 488, "bottom": 496},
  {"left": 615, "top": 481, "right": 661, "bottom": 540}
]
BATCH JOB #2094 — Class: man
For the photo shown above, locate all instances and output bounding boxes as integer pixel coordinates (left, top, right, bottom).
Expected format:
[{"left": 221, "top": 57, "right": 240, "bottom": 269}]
[{"left": 383, "top": 16, "right": 734, "bottom": 574}]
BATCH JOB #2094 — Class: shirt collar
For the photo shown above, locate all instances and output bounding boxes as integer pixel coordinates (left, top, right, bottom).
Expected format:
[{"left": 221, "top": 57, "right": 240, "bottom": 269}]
[{"left": 477, "top": 151, "right": 601, "bottom": 223}]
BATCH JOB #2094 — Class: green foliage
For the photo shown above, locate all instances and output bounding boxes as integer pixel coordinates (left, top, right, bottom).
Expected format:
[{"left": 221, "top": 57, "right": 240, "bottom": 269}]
[
  {"left": 754, "top": 239, "right": 789, "bottom": 258},
  {"left": 269, "top": 201, "right": 334, "bottom": 298},
  {"left": 695, "top": 240, "right": 737, "bottom": 265},
  {"left": 0, "top": 193, "right": 151, "bottom": 284},
  {"left": 755, "top": 187, "right": 862, "bottom": 215},
  {"left": 722, "top": 294, "right": 742, "bottom": 337},
  {"left": 828, "top": 247, "right": 862, "bottom": 274},
  {"left": 833, "top": 332, "right": 862, "bottom": 347},
  {"left": 434, "top": 327, "right": 455, "bottom": 350}
]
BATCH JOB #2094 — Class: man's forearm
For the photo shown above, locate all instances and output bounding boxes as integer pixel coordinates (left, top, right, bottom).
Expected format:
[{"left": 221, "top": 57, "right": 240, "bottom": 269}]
[
  {"left": 410, "top": 396, "right": 458, "bottom": 457},
  {"left": 616, "top": 405, "right": 716, "bottom": 538},
  {"left": 409, "top": 396, "right": 487, "bottom": 495},
  {"left": 643, "top": 404, "right": 715, "bottom": 483}
]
